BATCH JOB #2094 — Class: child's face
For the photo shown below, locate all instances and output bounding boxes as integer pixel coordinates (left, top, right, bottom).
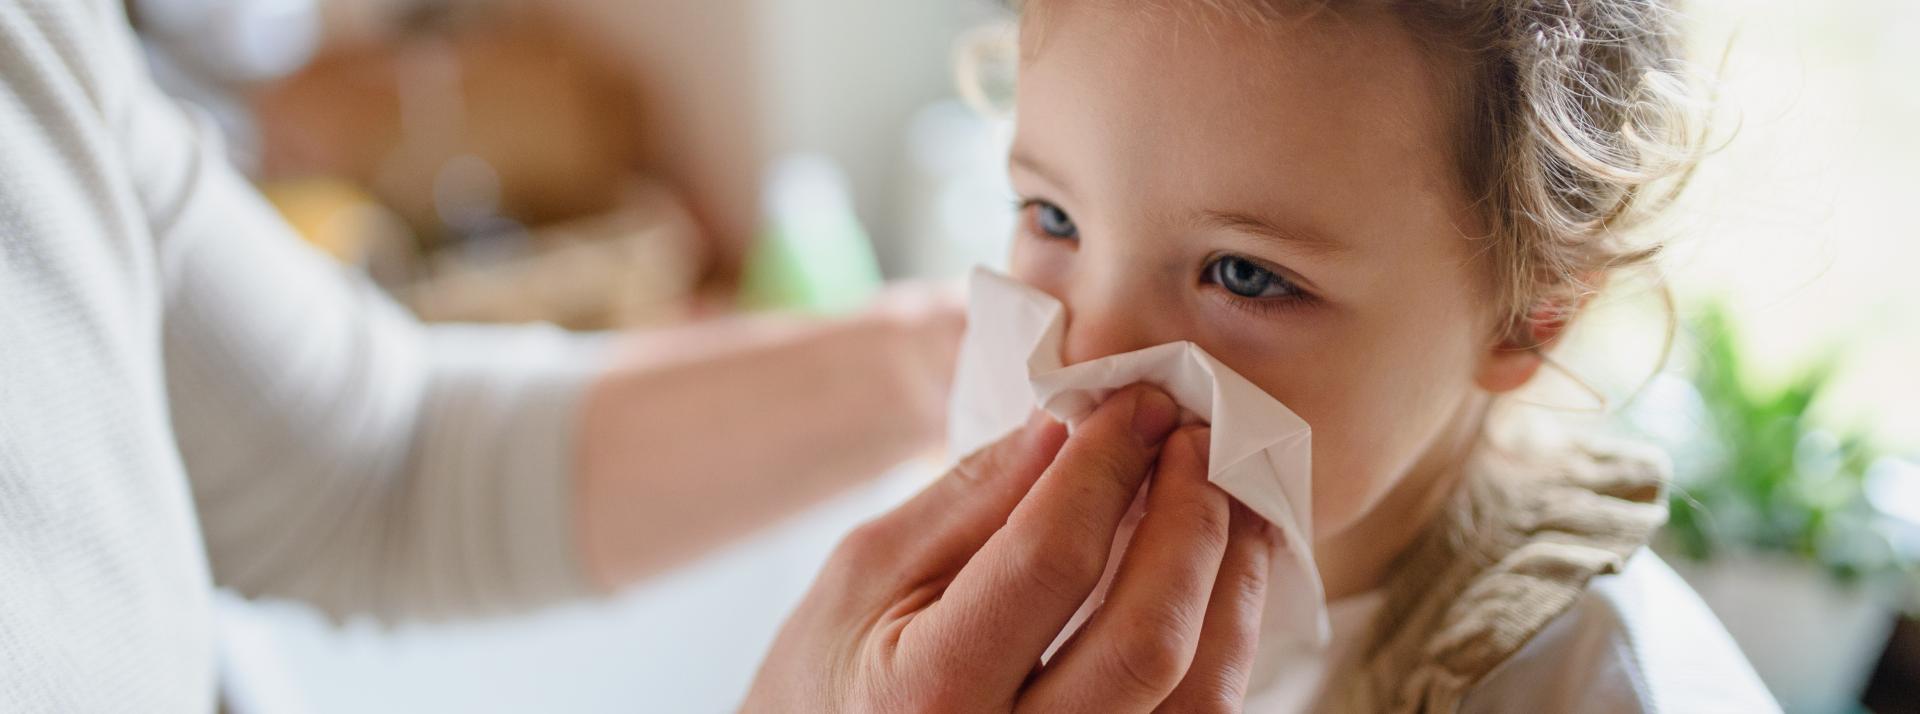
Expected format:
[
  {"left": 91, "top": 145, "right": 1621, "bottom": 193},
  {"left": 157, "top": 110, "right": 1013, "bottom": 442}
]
[{"left": 1008, "top": 2, "right": 1536, "bottom": 541}]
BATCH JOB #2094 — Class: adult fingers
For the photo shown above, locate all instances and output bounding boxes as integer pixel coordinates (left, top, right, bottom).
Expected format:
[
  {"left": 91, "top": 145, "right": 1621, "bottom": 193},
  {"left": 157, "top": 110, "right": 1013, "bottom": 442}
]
[
  {"left": 904, "top": 385, "right": 1179, "bottom": 695},
  {"left": 1018, "top": 427, "right": 1227, "bottom": 713},
  {"left": 824, "top": 411, "right": 1068, "bottom": 600},
  {"left": 1156, "top": 500, "right": 1274, "bottom": 713},
  {"left": 748, "top": 413, "right": 1072, "bottom": 714}
]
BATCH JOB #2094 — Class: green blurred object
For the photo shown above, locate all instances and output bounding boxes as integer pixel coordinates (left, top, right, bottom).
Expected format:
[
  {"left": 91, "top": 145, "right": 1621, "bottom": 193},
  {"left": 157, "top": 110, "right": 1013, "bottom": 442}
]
[
  {"left": 738, "top": 155, "right": 883, "bottom": 314},
  {"left": 1665, "top": 302, "right": 1909, "bottom": 585}
]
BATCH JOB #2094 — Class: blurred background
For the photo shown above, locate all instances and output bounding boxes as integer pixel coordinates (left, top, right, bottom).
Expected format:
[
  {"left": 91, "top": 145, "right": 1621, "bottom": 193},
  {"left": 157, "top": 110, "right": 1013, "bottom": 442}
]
[{"left": 126, "top": 0, "right": 1917, "bottom": 711}]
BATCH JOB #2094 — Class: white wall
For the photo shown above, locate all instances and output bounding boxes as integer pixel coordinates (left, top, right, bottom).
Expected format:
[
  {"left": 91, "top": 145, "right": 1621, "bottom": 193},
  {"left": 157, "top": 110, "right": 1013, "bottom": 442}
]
[{"left": 754, "top": 0, "right": 1008, "bottom": 275}]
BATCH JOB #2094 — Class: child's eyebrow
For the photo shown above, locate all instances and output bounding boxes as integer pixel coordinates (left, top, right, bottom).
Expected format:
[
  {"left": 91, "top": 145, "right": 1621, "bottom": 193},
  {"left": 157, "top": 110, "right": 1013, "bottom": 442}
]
[
  {"left": 1197, "top": 209, "right": 1350, "bottom": 258},
  {"left": 1010, "top": 144, "right": 1348, "bottom": 258},
  {"left": 1008, "top": 148, "right": 1074, "bottom": 198}
]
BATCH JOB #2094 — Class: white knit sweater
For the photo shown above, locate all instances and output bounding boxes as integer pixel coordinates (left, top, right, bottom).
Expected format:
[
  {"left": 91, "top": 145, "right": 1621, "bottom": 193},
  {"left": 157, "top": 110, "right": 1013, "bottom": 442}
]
[{"left": 1, "top": 1, "right": 597, "bottom": 709}]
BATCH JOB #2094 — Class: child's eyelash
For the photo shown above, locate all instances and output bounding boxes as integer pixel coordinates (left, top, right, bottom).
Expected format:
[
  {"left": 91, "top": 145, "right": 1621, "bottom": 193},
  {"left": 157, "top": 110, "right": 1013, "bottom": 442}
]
[
  {"left": 1009, "top": 199, "right": 1320, "bottom": 318},
  {"left": 1014, "top": 198, "right": 1080, "bottom": 241},
  {"left": 1213, "top": 289, "right": 1316, "bottom": 318},
  {"left": 1202, "top": 253, "right": 1320, "bottom": 317}
]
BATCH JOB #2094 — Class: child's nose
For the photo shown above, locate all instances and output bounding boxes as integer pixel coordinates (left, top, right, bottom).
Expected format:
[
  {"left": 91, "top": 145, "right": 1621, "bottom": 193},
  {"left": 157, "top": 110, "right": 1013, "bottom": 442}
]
[{"left": 1058, "top": 284, "right": 1169, "bottom": 367}]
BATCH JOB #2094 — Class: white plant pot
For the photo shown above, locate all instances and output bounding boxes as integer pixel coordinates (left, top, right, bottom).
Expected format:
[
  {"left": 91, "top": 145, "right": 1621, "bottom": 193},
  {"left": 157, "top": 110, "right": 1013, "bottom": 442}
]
[{"left": 1668, "top": 552, "right": 1895, "bottom": 713}]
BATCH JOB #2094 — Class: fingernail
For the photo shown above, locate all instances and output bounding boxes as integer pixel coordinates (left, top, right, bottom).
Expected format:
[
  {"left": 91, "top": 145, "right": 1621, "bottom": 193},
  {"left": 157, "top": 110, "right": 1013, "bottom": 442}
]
[
  {"left": 1020, "top": 410, "right": 1062, "bottom": 447},
  {"left": 1187, "top": 426, "right": 1212, "bottom": 462},
  {"left": 1230, "top": 500, "right": 1279, "bottom": 545},
  {"left": 1130, "top": 388, "right": 1177, "bottom": 445}
]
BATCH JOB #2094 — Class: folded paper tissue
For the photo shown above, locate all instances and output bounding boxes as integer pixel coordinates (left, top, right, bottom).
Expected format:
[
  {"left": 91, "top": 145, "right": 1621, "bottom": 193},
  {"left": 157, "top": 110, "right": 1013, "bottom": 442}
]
[{"left": 947, "top": 267, "right": 1330, "bottom": 649}]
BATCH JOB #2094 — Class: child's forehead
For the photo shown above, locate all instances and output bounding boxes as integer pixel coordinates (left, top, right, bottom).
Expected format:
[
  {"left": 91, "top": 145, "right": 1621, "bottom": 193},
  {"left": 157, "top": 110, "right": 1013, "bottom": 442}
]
[
  {"left": 1016, "top": 0, "right": 1447, "bottom": 110},
  {"left": 1012, "top": 2, "right": 1463, "bottom": 197},
  {"left": 1009, "top": 0, "right": 1480, "bottom": 257},
  {"left": 1019, "top": 0, "right": 1387, "bottom": 54}
]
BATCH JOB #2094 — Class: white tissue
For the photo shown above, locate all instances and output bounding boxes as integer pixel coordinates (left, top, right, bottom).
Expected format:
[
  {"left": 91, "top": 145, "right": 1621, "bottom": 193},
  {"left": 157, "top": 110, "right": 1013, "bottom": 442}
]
[{"left": 948, "top": 267, "right": 1330, "bottom": 648}]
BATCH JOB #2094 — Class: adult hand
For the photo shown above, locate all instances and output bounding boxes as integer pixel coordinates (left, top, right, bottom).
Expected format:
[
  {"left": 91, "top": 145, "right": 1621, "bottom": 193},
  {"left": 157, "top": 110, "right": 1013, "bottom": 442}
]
[{"left": 743, "top": 385, "right": 1276, "bottom": 712}]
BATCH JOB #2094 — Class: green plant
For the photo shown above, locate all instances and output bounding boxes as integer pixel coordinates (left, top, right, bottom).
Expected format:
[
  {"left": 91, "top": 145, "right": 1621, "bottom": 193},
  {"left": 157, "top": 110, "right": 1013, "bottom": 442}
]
[{"left": 1661, "top": 303, "right": 1904, "bottom": 584}]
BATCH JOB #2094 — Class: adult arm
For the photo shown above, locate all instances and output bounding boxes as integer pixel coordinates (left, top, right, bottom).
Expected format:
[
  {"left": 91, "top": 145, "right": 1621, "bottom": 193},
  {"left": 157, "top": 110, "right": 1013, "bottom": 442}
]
[
  {"left": 109, "top": 4, "right": 955, "bottom": 618},
  {"left": 576, "top": 291, "right": 961, "bottom": 588}
]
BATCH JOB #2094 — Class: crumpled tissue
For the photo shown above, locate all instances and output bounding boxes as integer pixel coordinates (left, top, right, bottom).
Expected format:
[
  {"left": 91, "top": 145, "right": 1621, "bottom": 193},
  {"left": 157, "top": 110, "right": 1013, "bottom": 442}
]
[{"left": 947, "top": 267, "right": 1330, "bottom": 648}]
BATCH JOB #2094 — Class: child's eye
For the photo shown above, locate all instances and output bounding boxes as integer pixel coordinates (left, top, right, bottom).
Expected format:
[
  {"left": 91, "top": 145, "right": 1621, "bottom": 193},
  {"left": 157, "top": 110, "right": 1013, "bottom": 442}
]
[
  {"left": 1023, "top": 200, "right": 1079, "bottom": 239},
  {"left": 1205, "top": 255, "right": 1301, "bottom": 299}
]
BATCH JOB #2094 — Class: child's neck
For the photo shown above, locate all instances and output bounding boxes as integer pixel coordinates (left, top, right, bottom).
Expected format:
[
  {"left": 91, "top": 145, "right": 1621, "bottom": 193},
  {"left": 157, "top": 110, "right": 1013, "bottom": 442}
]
[{"left": 1313, "top": 397, "right": 1488, "bottom": 602}]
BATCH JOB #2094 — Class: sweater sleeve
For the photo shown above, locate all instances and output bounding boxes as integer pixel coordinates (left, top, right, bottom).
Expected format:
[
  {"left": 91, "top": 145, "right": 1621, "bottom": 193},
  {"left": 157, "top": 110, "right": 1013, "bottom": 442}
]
[{"left": 102, "top": 9, "right": 603, "bottom": 620}]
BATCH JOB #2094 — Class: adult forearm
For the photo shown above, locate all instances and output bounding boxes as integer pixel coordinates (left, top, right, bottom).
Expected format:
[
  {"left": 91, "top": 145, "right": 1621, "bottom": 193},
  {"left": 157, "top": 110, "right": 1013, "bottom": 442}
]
[{"left": 574, "top": 299, "right": 962, "bottom": 590}]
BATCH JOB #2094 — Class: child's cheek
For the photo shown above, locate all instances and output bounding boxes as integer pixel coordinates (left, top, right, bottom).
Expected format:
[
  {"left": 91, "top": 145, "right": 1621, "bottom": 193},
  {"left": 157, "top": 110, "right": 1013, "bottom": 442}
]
[
  {"left": 1008, "top": 235, "right": 1073, "bottom": 300},
  {"left": 1223, "top": 355, "right": 1377, "bottom": 534}
]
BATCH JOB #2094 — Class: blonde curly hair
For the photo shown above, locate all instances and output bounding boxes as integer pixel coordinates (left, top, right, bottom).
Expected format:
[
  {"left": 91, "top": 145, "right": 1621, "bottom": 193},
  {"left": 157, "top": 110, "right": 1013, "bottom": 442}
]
[
  {"left": 1390, "top": 0, "right": 1701, "bottom": 346},
  {"left": 969, "top": 0, "right": 1705, "bottom": 349}
]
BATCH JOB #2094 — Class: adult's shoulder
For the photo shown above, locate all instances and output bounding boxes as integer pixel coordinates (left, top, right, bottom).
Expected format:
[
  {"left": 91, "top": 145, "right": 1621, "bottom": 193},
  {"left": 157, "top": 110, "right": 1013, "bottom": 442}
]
[{"left": 1462, "top": 549, "right": 1779, "bottom": 714}]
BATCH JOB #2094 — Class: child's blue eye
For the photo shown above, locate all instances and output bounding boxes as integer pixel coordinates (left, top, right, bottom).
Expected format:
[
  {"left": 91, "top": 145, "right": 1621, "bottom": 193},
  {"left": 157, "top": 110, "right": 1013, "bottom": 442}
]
[
  {"left": 1029, "top": 200, "right": 1078, "bottom": 239},
  {"left": 1206, "top": 255, "right": 1298, "bottom": 299}
]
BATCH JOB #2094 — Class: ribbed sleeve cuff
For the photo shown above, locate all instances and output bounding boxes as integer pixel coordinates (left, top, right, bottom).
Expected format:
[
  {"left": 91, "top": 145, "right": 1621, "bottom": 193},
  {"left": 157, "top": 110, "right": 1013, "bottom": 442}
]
[{"left": 419, "top": 323, "right": 615, "bottom": 613}]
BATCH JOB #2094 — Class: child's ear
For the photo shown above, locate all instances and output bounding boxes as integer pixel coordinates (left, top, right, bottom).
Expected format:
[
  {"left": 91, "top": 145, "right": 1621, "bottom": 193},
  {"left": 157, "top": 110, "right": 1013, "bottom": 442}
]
[{"left": 1474, "top": 301, "right": 1579, "bottom": 394}]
